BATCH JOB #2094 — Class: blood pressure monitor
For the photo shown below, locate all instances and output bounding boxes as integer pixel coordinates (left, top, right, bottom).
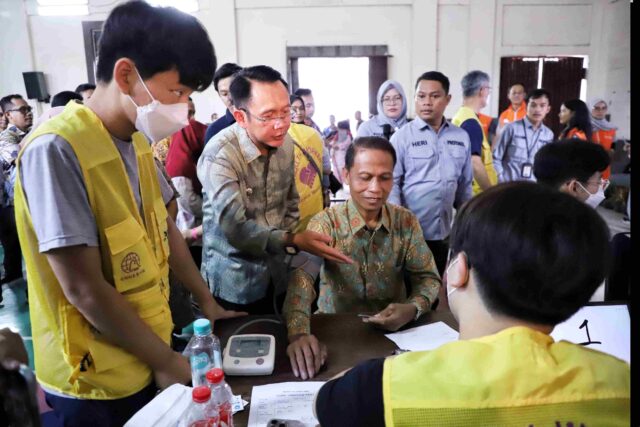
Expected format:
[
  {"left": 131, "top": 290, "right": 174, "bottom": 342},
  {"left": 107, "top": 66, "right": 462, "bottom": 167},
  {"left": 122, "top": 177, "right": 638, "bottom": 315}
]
[{"left": 222, "top": 334, "right": 276, "bottom": 376}]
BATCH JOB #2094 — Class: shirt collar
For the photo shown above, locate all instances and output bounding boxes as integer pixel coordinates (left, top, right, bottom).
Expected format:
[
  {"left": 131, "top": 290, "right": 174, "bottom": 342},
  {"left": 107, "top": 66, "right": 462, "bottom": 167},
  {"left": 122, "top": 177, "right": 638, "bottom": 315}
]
[
  {"left": 346, "top": 198, "right": 391, "bottom": 235},
  {"left": 225, "top": 109, "right": 235, "bottom": 121},
  {"left": 237, "top": 126, "right": 262, "bottom": 164},
  {"left": 414, "top": 116, "right": 449, "bottom": 132},
  {"left": 6, "top": 124, "right": 26, "bottom": 138},
  {"left": 522, "top": 115, "right": 536, "bottom": 130}
]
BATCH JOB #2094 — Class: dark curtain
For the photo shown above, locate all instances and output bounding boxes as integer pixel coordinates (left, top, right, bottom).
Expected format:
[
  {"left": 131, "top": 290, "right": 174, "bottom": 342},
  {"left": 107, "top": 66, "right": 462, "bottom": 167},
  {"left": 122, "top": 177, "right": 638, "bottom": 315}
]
[{"left": 541, "top": 57, "right": 585, "bottom": 137}]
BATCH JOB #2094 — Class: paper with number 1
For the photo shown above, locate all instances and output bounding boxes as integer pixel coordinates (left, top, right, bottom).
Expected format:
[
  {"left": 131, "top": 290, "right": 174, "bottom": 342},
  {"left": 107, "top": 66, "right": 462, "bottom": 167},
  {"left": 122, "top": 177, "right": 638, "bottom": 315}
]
[{"left": 551, "top": 304, "right": 630, "bottom": 364}]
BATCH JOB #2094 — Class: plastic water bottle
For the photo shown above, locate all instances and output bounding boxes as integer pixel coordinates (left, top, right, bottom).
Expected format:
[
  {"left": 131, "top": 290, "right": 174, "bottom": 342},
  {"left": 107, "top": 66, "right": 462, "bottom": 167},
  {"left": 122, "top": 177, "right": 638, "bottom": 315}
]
[
  {"left": 181, "top": 386, "right": 219, "bottom": 427},
  {"left": 206, "top": 368, "right": 234, "bottom": 427},
  {"left": 183, "top": 319, "right": 222, "bottom": 387}
]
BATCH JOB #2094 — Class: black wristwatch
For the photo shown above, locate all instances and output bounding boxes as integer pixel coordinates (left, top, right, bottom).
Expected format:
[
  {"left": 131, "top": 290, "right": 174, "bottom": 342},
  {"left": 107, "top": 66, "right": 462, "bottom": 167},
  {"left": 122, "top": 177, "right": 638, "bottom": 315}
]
[{"left": 284, "top": 232, "right": 299, "bottom": 255}]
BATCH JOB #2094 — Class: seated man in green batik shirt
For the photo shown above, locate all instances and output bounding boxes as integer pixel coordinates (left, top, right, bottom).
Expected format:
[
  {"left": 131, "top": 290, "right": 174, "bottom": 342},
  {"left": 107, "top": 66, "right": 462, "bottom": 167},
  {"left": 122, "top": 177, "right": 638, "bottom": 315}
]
[{"left": 283, "top": 136, "right": 442, "bottom": 380}]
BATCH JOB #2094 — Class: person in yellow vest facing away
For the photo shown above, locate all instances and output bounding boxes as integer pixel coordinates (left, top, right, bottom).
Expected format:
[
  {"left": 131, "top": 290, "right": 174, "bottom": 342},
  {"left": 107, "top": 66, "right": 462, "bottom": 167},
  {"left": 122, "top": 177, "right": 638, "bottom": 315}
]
[
  {"left": 452, "top": 71, "right": 498, "bottom": 195},
  {"left": 314, "top": 182, "right": 629, "bottom": 427},
  {"left": 496, "top": 83, "right": 527, "bottom": 143},
  {"left": 288, "top": 118, "right": 326, "bottom": 231},
  {"left": 13, "top": 2, "right": 244, "bottom": 425}
]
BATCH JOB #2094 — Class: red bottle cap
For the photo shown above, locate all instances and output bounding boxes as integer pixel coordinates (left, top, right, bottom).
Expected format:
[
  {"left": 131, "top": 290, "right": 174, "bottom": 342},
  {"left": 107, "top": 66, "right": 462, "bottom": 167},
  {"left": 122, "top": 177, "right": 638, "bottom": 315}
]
[
  {"left": 206, "top": 368, "right": 224, "bottom": 384},
  {"left": 192, "top": 386, "right": 211, "bottom": 403}
]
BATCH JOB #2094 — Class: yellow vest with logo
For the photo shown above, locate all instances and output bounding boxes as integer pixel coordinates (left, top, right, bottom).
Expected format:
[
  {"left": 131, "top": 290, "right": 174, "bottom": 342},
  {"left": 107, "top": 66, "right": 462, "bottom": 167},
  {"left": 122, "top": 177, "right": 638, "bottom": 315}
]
[
  {"left": 14, "top": 102, "right": 173, "bottom": 399},
  {"left": 288, "top": 123, "right": 324, "bottom": 232},
  {"left": 383, "top": 327, "right": 630, "bottom": 426},
  {"left": 452, "top": 106, "right": 498, "bottom": 195}
]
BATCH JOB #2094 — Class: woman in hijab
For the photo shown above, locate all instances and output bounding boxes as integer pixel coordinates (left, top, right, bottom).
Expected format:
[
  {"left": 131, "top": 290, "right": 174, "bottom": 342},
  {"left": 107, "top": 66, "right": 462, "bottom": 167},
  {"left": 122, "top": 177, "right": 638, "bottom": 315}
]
[
  {"left": 356, "top": 79, "right": 408, "bottom": 140},
  {"left": 590, "top": 98, "right": 618, "bottom": 152},
  {"left": 558, "top": 99, "right": 592, "bottom": 141},
  {"left": 590, "top": 98, "right": 618, "bottom": 181}
]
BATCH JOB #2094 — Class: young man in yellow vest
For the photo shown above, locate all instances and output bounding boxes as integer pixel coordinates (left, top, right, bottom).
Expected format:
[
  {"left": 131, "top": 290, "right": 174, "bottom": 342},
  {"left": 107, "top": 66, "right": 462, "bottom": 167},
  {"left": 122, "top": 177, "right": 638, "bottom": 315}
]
[
  {"left": 314, "top": 182, "right": 629, "bottom": 426},
  {"left": 452, "top": 70, "right": 498, "bottom": 195},
  {"left": 13, "top": 2, "right": 244, "bottom": 424}
]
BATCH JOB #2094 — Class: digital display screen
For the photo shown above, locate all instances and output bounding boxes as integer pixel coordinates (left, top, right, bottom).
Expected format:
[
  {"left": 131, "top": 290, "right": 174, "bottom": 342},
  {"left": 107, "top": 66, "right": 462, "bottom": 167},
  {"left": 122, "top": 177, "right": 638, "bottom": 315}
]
[{"left": 230, "top": 336, "right": 271, "bottom": 358}]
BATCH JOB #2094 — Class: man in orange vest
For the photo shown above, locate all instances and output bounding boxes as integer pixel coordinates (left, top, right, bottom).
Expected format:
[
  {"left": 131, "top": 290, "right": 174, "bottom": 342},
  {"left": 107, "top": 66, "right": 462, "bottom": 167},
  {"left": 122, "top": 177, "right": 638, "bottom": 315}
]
[{"left": 495, "top": 83, "right": 527, "bottom": 149}]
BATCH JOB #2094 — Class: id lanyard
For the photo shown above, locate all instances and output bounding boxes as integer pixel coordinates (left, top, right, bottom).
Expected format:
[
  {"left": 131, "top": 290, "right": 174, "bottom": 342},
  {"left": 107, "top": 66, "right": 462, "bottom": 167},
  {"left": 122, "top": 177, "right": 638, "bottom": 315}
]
[{"left": 521, "top": 120, "right": 540, "bottom": 178}]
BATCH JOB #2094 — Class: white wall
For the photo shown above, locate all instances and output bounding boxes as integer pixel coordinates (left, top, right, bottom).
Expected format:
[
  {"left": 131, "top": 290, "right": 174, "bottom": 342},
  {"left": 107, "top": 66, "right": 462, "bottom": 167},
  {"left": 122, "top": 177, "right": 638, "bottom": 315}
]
[
  {"left": 0, "top": 0, "right": 37, "bottom": 112},
  {"left": 0, "top": 0, "right": 629, "bottom": 135}
]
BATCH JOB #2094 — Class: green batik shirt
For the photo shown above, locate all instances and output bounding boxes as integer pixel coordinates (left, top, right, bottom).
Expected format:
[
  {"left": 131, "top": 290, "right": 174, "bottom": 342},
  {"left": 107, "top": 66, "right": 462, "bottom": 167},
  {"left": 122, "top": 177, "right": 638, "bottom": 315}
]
[{"left": 284, "top": 199, "right": 441, "bottom": 336}]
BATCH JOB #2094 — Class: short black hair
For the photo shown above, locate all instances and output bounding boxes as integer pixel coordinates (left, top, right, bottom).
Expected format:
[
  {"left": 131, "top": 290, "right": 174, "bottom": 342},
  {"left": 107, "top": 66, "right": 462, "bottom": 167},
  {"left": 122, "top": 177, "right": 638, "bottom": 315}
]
[
  {"left": 74, "top": 83, "right": 96, "bottom": 94},
  {"left": 560, "top": 99, "right": 593, "bottom": 141},
  {"left": 229, "top": 65, "right": 288, "bottom": 110},
  {"left": 449, "top": 182, "right": 611, "bottom": 325},
  {"left": 290, "top": 94, "right": 305, "bottom": 106},
  {"left": 213, "top": 63, "right": 242, "bottom": 92},
  {"left": 345, "top": 136, "right": 397, "bottom": 170},
  {"left": 96, "top": 0, "right": 216, "bottom": 92},
  {"left": 294, "top": 88, "right": 312, "bottom": 97},
  {"left": 415, "top": 71, "right": 450, "bottom": 94},
  {"left": 0, "top": 95, "right": 23, "bottom": 113},
  {"left": 526, "top": 88, "right": 551, "bottom": 104},
  {"left": 51, "top": 91, "right": 83, "bottom": 107},
  {"left": 534, "top": 139, "right": 610, "bottom": 188}
]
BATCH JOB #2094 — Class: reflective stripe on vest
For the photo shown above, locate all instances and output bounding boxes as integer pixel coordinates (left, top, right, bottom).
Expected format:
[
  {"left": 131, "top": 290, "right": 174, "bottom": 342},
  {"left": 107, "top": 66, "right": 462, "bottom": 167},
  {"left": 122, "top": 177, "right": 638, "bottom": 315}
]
[
  {"left": 452, "top": 106, "right": 498, "bottom": 195},
  {"left": 14, "top": 102, "right": 172, "bottom": 399},
  {"left": 382, "top": 327, "right": 630, "bottom": 426}
]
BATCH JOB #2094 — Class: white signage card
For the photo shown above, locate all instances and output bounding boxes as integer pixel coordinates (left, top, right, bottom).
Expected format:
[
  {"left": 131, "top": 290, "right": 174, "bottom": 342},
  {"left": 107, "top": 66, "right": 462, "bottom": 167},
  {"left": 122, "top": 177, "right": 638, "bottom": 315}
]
[{"left": 551, "top": 304, "right": 630, "bottom": 364}]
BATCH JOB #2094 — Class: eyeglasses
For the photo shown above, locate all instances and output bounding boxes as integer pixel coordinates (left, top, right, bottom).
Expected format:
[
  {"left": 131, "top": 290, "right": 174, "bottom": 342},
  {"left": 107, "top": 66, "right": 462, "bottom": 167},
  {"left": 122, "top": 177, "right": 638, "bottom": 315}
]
[
  {"left": 382, "top": 96, "right": 402, "bottom": 105},
  {"left": 7, "top": 106, "right": 32, "bottom": 115},
  {"left": 240, "top": 108, "right": 291, "bottom": 126}
]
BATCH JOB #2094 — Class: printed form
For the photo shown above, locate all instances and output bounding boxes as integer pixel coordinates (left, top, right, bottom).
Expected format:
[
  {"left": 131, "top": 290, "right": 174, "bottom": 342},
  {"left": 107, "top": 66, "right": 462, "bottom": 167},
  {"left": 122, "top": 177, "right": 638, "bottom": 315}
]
[{"left": 248, "top": 381, "right": 325, "bottom": 427}]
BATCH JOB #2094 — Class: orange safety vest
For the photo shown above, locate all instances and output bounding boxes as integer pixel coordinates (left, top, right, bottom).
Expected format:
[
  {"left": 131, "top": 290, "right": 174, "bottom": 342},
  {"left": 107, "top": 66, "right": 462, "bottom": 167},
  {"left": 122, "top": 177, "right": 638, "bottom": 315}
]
[
  {"left": 592, "top": 128, "right": 616, "bottom": 179},
  {"left": 498, "top": 103, "right": 527, "bottom": 130}
]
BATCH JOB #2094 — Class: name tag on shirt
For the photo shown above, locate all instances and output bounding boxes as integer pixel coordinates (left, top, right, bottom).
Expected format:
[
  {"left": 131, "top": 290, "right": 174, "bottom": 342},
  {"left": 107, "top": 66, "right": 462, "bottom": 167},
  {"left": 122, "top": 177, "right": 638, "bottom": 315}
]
[
  {"left": 446, "top": 140, "right": 465, "bottom": 147},
  {"left": 411, "top": 140, "right": 430, "bottom": 148},
  {"left": 521, "top": 162, "right": 533, "bottom": 178}
]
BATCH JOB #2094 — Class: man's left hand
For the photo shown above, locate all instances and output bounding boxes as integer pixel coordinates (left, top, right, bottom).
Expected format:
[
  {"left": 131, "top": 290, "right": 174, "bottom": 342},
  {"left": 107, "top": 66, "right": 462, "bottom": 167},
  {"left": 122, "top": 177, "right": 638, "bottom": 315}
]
[{"left": 363, "top": 303, "right": 416, "bottom": 332}]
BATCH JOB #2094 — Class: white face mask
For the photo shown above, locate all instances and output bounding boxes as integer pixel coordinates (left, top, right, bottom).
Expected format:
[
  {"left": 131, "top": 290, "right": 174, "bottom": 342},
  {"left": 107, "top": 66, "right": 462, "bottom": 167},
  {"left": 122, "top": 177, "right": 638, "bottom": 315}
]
[
  {"left": 577, "top": 182, "right": 606, "bottom": 209},
  {"left": 445, "top": 257, "right": 460, "bottom": 297},
  {"left": 128, "top": 68, "right": 188, "bottom": 143}
]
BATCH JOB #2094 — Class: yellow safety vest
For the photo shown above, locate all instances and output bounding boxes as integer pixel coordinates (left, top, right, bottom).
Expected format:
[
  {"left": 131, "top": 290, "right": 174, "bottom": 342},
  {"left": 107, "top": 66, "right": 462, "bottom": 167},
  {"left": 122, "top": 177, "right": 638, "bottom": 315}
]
[
  {"left": 383, "top": 326, "right": 630, "bottom": 426},
  {"left": 452, "top": 106, "right": 498, "bottom": 195},
  {"left": 14, "top": 102, "right": 173, "bottom": 399},
  {"left": 288, "top": 123, "right": 324, "bottom": 232}
]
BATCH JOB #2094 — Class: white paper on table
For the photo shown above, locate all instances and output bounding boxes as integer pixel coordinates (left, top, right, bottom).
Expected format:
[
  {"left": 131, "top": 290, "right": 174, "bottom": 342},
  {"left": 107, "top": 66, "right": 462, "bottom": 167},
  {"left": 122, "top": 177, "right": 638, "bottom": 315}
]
[
  {"left": 551, "top": 304, "right": 630, "bottom": 364},
  {"left": 384, "top": 321, "right": 459, "bottom": 352},
  {"left": 247, "top": 381, "right": 325, "bottom": 427},
  {"left": 124, "top": 383, "right": 192, "bottom": 427}
]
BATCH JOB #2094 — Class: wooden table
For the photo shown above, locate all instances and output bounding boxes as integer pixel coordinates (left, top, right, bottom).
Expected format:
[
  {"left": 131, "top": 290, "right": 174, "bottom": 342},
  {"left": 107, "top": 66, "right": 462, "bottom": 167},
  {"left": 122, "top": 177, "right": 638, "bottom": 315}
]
[{"left": 215, "top": 311, "right": 458, "bottom": 426}]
